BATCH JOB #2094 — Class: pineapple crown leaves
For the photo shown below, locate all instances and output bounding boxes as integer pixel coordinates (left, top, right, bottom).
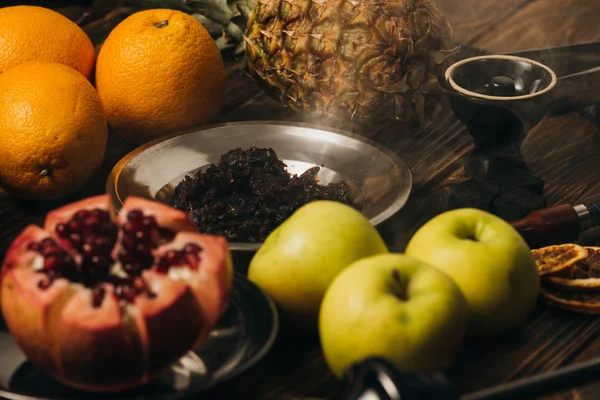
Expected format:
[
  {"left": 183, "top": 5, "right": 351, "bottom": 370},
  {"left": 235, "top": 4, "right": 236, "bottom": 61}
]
[{"left": 96, "top": 0, "right": 258, "bottom": 57}]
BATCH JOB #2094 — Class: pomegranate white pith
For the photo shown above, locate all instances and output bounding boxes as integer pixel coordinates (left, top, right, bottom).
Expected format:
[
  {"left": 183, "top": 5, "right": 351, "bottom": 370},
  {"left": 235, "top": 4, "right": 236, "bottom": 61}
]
[{"left": 0, "top": 195, "right": 233, "bottom": 392}]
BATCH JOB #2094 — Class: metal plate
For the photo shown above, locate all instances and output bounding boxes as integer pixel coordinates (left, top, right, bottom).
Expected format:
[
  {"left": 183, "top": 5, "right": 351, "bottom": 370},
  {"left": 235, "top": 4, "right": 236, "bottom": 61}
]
[
  {"left": 106, "top": 121, "right": 412, "bottom": 251},
  {"left": 0, "top": 273, "right": 278, "bottom": 400}
]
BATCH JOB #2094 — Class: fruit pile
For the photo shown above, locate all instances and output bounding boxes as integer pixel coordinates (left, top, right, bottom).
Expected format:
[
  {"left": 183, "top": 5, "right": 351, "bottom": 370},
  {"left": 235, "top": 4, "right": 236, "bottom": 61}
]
[
  {"left": 533, "top": 244, "right": 600, "bottom": 314},
  {"left": 248, "top": 202, "right": 540, "bottom": 377},
  {"left": 0, "top": 5, "right": 226, "bottom": 201},
  {"left": 1, "top": 195, "right": 233, "bottom": 391}
]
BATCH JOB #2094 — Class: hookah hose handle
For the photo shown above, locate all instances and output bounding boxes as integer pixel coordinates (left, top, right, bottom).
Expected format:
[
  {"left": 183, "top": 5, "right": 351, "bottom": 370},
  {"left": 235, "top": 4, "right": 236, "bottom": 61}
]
[
  {"left": 334, "top": 357, "right": 458, "bottom": 400},
  {"left": 336, "top": 353, "right": 600, "bottom": 400}
]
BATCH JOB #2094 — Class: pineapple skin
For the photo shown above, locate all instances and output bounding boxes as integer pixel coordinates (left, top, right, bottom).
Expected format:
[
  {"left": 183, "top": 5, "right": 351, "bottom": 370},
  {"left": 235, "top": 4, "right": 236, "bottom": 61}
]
[{"left": 244, "top": 0, "right": 458, "bottom": 133}]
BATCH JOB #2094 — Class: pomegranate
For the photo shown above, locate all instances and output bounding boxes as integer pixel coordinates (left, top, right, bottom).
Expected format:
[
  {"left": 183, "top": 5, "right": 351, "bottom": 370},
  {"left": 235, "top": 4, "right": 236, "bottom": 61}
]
[{"left": 0, "top": 195, "right": 233, "bottom": 392}]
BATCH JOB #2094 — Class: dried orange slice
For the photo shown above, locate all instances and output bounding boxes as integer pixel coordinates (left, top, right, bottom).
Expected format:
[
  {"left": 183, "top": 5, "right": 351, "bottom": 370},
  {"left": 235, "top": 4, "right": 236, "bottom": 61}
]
[
  {"left": 540, "top": 287, "right": 600, "bottom": 314},
  {"left": 543, "top": 247, "right": 600, "bottom": 291},
  {"left": 531, "top": 244, "right": 588, "bottom": 276}
]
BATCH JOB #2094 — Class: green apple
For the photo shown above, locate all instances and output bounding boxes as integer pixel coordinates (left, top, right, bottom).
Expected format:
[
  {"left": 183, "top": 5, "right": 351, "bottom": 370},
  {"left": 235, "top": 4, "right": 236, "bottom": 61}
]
[
  {"left": 405, "top": 208, "right": 540, "bottom": 337},
  {"left": 248, "top": 200, "right": 388, "bottom": 330},
  {"left": 319, "top": 253, "right": 469, "bottom": 378}
]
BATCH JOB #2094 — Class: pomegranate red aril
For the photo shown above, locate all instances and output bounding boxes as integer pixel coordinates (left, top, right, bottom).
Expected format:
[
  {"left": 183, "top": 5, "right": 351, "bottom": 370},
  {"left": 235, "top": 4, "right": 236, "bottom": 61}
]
[
  {"left": 55, "top": 223, "right": 69, "bottom": 238},
  {"left": 123, "top": 221, "right": 142, "bottom": 234},
  {"left": 93, "top": 236, "right": 109, "bottom": 251},
  {"left": 69, "top": 233, "right": 82, "bottom": 247},
  {"left": 91, "top": 286, "right": 106, "bottom": 308},
  {"left": 41, "top": 237, "right": 56, "bottom": 249},
  {"left": 115, "top": 284, "right": 137, "bottom": 303},
  {"left": 123, "top": 262, "right": 141, "bottom": 275},
  {"left": 121, "top": 234, "right": 135, "bottom": 250},
  {"left": 133, "top": 277, "right": 147, "bottom": 292},
  {"left": 74, "top": 209, "right": 90, "bottom": 221},
  {"left": 26, "top": 242, "right": 41, "bottom": 252},
  {"left": 135, "top": 243, "right": 151, "bottom": 254},
  {"left": 68, "top": 219, "right": 81, "bottom": 234},
  {"left": 156, "top": 257, "right": 170, "bottom": 273},
  {"left": 41, "top": 245, "right": 61, "bottom": 257},
  {"left": 43, "top": 255, "right": 62, "bottom": 270},
  {"left": 84, "top": 214, "right": 100, "bottom": 226},
  {"left": 142, "top": 216, "right": 157, "bottom": 229},
  {"left": 134, "top": 230, "right": 149, "bottom": 242},
  {"left": 37, "top": 278, "right": 51, "bottom": 289},
  {"left": 82, "top": 243, "right": 94, "bottom": 256},
  {"left": 127, "top": 209, "right": 143, "bottom": 222},
  {"left": 184, "top": 243, "right": 203, "bottom": 254}
]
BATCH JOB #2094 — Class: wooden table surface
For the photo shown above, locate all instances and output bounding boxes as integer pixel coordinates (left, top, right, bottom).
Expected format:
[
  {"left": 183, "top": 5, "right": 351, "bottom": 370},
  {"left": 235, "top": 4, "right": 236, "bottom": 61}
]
[{"left": 2, "top": 1, "right": 600, "bottom": 399}]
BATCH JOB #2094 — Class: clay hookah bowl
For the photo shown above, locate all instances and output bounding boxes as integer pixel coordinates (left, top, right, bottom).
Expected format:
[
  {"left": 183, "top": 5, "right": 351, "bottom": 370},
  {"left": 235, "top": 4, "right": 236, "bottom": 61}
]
[{"left": 444, "top": 55, "right": 557, "bottom": 179}]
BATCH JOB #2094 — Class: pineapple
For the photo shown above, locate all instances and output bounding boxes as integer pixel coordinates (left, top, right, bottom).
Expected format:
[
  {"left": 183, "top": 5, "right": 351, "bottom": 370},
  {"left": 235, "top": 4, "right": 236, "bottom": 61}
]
[{"left": 244, "top": 0, "right": 459, "bottom": 132}]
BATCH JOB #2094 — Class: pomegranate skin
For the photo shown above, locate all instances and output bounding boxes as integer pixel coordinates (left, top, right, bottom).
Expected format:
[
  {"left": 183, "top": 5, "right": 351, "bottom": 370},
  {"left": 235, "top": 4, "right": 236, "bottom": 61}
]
[
  {"left": 1, "top": 226, "right": 75, "bottom": 379},
  {"left": 0, "top": 196, "right": 233, "bottom": 392}
]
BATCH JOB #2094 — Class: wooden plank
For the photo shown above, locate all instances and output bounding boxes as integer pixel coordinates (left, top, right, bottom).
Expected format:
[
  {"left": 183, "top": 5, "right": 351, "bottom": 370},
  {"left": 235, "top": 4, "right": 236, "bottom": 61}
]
[
  {"left": 435, "top": 0, "right": 531, "bottom": 46},
  {"left": 473, "top": 0, "right": 600, "bottom": 53}
]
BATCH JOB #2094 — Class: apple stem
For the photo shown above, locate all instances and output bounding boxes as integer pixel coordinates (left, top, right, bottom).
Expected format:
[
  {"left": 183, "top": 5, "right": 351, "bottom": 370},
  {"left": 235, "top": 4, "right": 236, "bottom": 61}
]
[{"left": 391, "top": 269, "right": 408, "bottom": 301}]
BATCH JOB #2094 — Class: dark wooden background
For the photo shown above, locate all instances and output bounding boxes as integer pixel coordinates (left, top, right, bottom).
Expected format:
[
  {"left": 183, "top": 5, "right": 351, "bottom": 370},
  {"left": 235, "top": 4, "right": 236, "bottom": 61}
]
[{"left": 1, "top": 0, "right": 600, "bottom": 399}]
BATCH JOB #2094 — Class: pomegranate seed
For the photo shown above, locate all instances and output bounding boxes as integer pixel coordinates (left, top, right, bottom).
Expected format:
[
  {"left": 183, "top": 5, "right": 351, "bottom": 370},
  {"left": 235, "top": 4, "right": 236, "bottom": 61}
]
[
  {"left": 62, "top": 255, "right": 75, "bottom": 268},
  {"left": 42, "top": 246, "right": 62, "bottom": 258},
  {"left": 55, "top": 223, "right": 70, "bottom": 238},
  {"left": 127, "top": 209, "right": 144, "bottom": 222},
  {"left": 27, "top": 242, "right": 41, "bottom": 252},
  {"left": 142, "top": 216, "right": 157, "bottom": 229},
  {"left": 74, "top": 209, "right": 90, "bottom": 221},
  {"left": 118, "top": 249, "right": 136, "bottom": 263},
  {"left": 44, "top": 256, "right": 61, "bottom": 270},
  {"left": 133, "top": 277, "right": 147, "bottom": 292},
  {"left": 156, "top": 257, "right": 170, "bottom": 273},
  {"left": 69, "top": 218, "right": 81, "bottom": 232},
  {"left": 135, "top": 230, "right": 148, "bottom": 242},
  {"left": 38, "top": 279, "right": 51, "bottom": 289},
  {"left": 41, "top": 238, "right": 56, "bottom": 248},
  {"left": 91, "top": 286, "right": 105, "bottom": 308},
  {"left": 91, "top": 208, "right": 110, "bottom": 222},
  {"left": 124, "top": 221, "right": 142, "bottom": 233},
  {"left": 123, "top": 263, "right": 141, "bottom": 274},
  {"left": 165, "top": 250, "right": 180, "bottom": 264},
  {"left": 184, "top": 243, "right": 203, "bottom": 254},
  {"left": 93, "top": 236, "right": 109, "bottom": 250},
  {"left": 135, "top": 243, "right": 151, "bottom": 254},
  {"left": 122, "top": 234, "right": 136, "bottom": 250},
  {"left": 186, "top": 253, "right": 200, "bottom": 269},
  {"left": 115, "top": 285, "right": 136, "bottom": 303},
  {"left": 83, "top": 216, "right": 101, "bottom": 228},
  {"left": 91, "top": 255, "right": 109, "bottom": 266},
  {"left": 70, "top": 233, "right": 82, "bottom": 247},
  {"left": 82, "top": 243, "right": 93, "bottom": 256}
]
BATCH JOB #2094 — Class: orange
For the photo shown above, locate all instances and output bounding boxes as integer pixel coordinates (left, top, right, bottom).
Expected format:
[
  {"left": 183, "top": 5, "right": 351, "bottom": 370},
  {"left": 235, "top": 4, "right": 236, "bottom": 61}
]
[
  {"left": 95, "top": 9, "right": 227, "bottom": 145},
  {"left": 0, "top": 6, "right": 95, "bottom": 79},
  {"left": 0, "top": 62, "right": 108, "bottom": 201}
]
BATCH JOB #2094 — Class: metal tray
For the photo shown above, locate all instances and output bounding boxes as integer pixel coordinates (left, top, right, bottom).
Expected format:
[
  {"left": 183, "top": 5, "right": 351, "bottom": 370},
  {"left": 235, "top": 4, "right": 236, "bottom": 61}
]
[{"left": 106, "top": 121, "right": 412, "bottom": 252}]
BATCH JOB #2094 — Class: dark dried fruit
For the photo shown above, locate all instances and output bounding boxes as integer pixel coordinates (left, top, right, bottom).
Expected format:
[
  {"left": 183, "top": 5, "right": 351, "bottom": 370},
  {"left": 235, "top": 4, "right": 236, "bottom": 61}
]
[{"left": 171, "top": 147, "right": 360, "bottom": 242}]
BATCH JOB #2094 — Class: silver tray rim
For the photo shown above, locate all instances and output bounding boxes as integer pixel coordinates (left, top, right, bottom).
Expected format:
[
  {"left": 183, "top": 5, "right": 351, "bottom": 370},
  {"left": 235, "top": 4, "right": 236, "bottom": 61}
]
[{"left": 106, "top": 120, "right": 412, "bottom": 252}]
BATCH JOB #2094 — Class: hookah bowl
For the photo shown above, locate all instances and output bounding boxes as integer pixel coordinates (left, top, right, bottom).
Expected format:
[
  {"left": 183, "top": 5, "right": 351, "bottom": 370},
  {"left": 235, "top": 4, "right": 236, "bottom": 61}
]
[{"left": 444, "top": 55, "right": 558, "bottom": 180}]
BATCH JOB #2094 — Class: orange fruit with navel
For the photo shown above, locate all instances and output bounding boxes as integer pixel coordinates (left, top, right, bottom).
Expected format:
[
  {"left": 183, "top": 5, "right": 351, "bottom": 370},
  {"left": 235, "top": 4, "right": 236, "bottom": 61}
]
[
  {"left": 95, "top": 9, "right": 227, "bottom": 145},
  {"left": 0, "top": 62, "right": 108, "bottom": 201},
  {"left": 0, "top": 5, "right": 95, "bottom": 78}
]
